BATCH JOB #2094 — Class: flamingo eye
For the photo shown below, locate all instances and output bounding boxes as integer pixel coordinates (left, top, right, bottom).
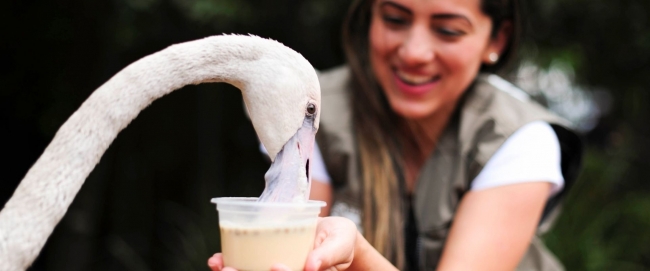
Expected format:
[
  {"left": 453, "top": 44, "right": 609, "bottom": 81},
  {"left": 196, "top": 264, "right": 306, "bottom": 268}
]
[{"left": 306, "top": 103, "right": 316, "bottom": 115}]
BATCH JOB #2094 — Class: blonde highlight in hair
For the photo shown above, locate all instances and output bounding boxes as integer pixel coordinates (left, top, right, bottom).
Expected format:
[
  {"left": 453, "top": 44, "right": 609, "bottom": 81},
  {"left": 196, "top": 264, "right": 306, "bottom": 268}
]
[
  {"left": 342, "top": 0, "right": 405, "bottom": 268},
  {"left": 358, "top": 136, "right": 404, "bottom": 268}
]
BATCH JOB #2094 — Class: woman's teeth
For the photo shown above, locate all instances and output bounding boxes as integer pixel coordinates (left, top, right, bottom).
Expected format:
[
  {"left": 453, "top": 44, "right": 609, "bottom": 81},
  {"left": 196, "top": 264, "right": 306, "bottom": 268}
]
[{"left": 396, "top": 70, "right": 438, "bottom": 85}]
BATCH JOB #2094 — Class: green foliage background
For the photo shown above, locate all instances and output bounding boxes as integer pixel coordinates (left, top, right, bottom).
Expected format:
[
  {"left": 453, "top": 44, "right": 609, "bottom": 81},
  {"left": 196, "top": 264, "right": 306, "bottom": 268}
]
[{"left": 1, "top": 0, "right": 649, "bottom": 270}]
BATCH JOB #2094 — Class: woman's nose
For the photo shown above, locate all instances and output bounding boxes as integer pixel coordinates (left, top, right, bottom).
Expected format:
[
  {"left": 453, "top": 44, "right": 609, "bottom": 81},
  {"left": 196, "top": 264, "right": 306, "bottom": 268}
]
[{"left": 397, "top": 25, "right": 435, "bottom": 66}]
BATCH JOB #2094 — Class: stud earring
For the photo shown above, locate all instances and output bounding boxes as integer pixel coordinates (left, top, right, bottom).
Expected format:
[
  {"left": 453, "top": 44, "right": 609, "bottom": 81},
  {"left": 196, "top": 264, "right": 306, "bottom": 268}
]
[{"left": 489, "top": 52, "right": 499, "bottom": 64}]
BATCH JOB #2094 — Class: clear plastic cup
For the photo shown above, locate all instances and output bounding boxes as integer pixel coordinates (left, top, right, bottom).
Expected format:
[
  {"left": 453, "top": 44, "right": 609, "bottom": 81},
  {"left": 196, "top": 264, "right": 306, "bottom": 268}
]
[{"left": 211, "top": 197, "right": 326, "bottom": 271}]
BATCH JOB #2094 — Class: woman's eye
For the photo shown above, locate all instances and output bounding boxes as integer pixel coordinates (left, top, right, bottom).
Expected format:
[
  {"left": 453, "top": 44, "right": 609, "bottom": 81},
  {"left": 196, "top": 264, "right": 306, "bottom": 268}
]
[
  {"left": 435, "top": 27, "right": 464, "bottom": 37},
  {"left": 382, "top": 15, "right": 408, "bottom": 26}
]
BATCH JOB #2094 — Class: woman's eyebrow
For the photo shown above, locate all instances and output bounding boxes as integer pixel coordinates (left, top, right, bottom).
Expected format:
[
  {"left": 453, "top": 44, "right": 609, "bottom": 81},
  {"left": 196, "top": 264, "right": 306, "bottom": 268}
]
[
  {"left": 432, "top": 14, "right": 473, "bottom": 26},
  {"left": 379, "top": 1, "right": 412, "bottom": 15}
]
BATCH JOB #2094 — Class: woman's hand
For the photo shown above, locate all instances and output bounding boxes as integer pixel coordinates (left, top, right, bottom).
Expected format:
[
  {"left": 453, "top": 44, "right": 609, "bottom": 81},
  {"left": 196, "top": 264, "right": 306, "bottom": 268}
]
[
  {"left": 303, "top": 217, "right": 357, "bottom": 270},
  {"left": 207, "top": 217, "right": 359, "bottom": 271}
]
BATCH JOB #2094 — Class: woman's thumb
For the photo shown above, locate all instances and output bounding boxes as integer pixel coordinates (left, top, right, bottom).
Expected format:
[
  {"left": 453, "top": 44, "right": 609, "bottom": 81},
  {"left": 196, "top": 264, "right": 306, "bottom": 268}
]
[{"left": 304, "top": 239, "right": 352, "bottom": 271}]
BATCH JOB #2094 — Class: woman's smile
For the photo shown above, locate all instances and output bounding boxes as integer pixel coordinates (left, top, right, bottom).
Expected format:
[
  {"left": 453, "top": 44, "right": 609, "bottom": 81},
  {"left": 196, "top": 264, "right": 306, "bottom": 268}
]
[{"left": 393, "top": 69, "right": 441, "bottom": 96}]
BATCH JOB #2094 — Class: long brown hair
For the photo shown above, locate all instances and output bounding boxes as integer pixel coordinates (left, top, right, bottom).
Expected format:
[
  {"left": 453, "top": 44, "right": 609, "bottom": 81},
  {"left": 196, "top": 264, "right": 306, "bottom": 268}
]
[{"left": 341, "top": 0, "right": 520, "bottom": 268}]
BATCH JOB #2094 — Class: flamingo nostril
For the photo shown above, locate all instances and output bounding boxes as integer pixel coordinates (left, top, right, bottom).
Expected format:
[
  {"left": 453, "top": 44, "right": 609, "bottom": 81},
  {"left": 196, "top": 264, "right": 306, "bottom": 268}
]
[{"left": 305, "top": 159, "right": 310, "bottom": 182}]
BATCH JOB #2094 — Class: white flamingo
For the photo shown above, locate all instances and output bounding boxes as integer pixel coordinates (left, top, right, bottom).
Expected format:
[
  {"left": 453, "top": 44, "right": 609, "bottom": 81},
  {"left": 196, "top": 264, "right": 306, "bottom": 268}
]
[{"left": 0, "top": 34, "right": 321, "bottom": 270}]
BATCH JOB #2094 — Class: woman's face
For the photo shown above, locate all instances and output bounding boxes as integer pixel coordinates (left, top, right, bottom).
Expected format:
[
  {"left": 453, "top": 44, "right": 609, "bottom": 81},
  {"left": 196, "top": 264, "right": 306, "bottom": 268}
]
[{"left": 369, "top": 0, "right": 509, "bottom": 119}]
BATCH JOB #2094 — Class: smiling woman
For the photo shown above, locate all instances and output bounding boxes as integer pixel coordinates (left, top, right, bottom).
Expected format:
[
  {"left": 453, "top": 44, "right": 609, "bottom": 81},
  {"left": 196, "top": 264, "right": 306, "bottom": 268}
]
[
  {"left": 369, "top": 0, "right": 503, "bottom": 120},
  {"left": 208, "top": 0, "right": 583, "bottom": 270}
]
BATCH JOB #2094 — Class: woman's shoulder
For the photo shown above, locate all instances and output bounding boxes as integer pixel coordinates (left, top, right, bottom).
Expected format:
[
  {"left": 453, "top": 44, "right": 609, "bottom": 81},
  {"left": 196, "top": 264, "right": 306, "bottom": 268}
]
[
  {"left": 317, "top": 65, "right": 351, "bottom": 97},
  {"left": 457, "top": 74, "right": 576, "bottom": 175},
  {"left": 316, "top": 65, "right": 354, "bottom": 134},
  {"left": 314, "top": 66, "right": 357, "bottom": 187},
  {"left": 462, "top": 73, "right": 572, "bottom": 134},
  {"left": 315, "top": 65, "right": 355, "bottom": 151}
]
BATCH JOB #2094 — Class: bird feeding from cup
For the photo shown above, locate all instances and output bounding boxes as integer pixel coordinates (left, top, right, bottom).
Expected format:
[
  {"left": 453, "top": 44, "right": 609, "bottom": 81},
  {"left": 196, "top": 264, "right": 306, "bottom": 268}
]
[{"left": 211, "top": 197, "right": 326, "bottom": 270}]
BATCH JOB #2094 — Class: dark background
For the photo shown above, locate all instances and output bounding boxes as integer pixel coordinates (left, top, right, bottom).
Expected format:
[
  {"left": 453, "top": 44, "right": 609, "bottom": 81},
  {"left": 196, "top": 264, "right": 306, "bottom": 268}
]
[{"left": 1, "top": 0, "right": 649, "bottom": 270}]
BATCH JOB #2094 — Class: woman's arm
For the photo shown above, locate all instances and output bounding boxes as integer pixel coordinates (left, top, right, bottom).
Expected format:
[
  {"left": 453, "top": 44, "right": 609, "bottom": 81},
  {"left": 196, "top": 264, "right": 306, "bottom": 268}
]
[{"left": 436, "top": 182, "right": 551, "bottom": 271}]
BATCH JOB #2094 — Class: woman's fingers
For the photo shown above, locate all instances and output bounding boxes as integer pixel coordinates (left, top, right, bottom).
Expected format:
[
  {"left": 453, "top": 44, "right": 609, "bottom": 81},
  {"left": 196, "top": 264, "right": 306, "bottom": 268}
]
[
  {"left": 270, "top": 263, "right": 292, "bottom": 271},
  {"left": 207, "top": 253, "right": 224, "bottom": 271},
  {"left": 304, "top": 252, "right": 325, "bottom": 271},
  {"left": 304, "top": 217, "right": 357, "bottom": 271},
  {"left": 305, "top": 237, "right": 351, "bottom": 271},
  {"left": 209, "top": 253, "right": 290, "bottom": 271}
]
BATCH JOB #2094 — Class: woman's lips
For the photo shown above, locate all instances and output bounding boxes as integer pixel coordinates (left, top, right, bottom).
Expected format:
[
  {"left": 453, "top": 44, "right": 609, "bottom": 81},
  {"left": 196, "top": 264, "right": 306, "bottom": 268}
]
[{"left": 393, "top": 70, "right": 440, "bottom": 96}]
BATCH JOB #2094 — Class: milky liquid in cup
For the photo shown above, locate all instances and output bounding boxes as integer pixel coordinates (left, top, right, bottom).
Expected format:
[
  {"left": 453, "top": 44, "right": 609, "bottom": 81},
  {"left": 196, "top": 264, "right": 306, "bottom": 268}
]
[
  {"left": 212, "top": 198, "right": 325, "bottom": 271},
  {"left": 220, "top": 222, "right": 317, "bottom": 271}
]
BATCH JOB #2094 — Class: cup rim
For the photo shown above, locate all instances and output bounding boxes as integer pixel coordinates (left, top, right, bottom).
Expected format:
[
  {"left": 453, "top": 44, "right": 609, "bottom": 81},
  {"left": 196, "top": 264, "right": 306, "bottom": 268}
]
[{"left": 211, "top": 197, "right": 327, "bottom": 208}]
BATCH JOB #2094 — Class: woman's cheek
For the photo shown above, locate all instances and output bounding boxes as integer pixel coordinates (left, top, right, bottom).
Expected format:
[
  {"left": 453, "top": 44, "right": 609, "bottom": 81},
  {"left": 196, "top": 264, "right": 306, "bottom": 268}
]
[
  {"left": 370, "top": 35, "right": 389, "bottom": 58},
  {"left": 442, "top": 44, "right": 482, "bottom": 76}
]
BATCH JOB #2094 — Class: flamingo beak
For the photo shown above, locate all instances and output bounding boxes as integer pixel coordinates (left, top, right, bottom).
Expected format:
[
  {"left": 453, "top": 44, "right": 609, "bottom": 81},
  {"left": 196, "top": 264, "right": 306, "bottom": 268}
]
[{"left": 258, "top": 113, "right": 316, "bottom": 203}]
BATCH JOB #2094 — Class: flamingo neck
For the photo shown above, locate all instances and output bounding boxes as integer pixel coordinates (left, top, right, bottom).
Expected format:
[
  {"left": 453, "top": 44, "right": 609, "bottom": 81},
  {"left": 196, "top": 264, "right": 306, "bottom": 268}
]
[{"left": 0, "top": 35, "right": 316, "bottom": 270}]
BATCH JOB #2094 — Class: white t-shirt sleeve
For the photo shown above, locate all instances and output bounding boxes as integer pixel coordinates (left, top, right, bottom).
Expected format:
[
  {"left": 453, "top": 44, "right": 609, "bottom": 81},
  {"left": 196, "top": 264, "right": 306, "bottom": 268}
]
[
  {"left": 259, "top": 142, "right": 332, "bottom": 184},
  {"left": 309, "top": 143, "right": 332, "bottom": 184},
  {"left": 470, "top": 121, "right": 564, "bottom": 196}
]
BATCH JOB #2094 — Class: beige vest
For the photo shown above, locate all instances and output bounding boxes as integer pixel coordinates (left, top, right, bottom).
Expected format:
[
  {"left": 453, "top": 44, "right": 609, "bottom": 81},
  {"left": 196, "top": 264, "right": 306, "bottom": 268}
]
[{"left": 315, "top": 66, "right": 583, "bottom": 271}]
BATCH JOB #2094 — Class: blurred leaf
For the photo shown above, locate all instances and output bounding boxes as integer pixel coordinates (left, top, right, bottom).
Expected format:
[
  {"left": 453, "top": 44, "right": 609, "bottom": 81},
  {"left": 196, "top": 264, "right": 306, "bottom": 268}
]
[{"left": 170, "top": 0, "right": 253, "bottom": 25}]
